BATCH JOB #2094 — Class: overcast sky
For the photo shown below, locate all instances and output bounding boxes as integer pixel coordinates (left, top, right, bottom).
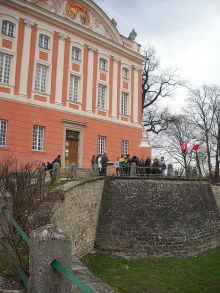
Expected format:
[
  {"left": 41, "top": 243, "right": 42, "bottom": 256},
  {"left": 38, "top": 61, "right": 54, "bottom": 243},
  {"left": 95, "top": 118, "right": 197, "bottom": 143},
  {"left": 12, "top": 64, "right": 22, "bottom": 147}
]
[{"left": 95, "top": 0, "right": 220, "bottom": 111}]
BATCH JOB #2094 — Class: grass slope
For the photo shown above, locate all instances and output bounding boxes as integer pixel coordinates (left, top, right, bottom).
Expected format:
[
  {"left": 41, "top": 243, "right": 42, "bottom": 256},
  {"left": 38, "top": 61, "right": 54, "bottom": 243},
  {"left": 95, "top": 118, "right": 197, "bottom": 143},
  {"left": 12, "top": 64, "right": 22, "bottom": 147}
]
[{"left": 82, "top": 247, "right": 220, "bottom": 293}]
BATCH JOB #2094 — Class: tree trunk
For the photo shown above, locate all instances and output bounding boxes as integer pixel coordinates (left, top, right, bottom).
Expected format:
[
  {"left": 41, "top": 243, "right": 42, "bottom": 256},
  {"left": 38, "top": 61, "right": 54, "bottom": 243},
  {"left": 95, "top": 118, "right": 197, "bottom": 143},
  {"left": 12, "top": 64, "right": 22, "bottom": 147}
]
[{"left": 195, "top": 151, "right": 202, "bottom": 175}]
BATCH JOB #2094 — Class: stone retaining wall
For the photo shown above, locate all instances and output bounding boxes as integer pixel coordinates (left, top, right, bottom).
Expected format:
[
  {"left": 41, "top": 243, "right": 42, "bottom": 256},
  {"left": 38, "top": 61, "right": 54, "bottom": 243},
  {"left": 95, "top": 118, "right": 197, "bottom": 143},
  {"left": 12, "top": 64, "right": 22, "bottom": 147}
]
[
  {"left": 51, "top": 178, "right": 105, "bottom": 256},
  {"left": 95, "top": 178, "right": 220, "bottom": 257}
]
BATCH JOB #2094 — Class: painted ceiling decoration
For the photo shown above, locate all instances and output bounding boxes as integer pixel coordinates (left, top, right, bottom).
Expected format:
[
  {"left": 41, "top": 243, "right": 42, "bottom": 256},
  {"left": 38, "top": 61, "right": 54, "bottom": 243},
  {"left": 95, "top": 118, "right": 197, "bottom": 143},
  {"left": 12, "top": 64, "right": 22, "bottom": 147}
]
[{"left": 28, "top": 0, "right": 113, "bottom": 40}]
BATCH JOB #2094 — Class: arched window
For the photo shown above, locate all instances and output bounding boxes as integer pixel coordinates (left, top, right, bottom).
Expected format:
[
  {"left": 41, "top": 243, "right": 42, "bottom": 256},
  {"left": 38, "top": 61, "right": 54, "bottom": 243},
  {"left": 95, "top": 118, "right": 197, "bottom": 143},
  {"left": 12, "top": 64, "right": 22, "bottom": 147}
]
[
  {"left": 1, "top": 20, "right": 15, "bottom": 37},
  {"left": 72, "top": 47, "right": 81, "bottom": 61},
  {"left": 39, "top": 34, "right": 50, "bottom": 50},
  {"left": 122, "top": 67, "right": 129, "bottom": 80},
  {"left": 99, "top": 58, "right": 107, "bottom": 71}
]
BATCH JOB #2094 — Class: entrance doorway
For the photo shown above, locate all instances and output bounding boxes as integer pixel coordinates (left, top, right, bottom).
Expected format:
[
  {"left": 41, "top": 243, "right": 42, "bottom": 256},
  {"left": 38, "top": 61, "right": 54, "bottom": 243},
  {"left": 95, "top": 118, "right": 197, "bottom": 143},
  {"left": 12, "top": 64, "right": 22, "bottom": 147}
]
[{"left": 65, "top": 130, "right": 79, "bottom": 166}]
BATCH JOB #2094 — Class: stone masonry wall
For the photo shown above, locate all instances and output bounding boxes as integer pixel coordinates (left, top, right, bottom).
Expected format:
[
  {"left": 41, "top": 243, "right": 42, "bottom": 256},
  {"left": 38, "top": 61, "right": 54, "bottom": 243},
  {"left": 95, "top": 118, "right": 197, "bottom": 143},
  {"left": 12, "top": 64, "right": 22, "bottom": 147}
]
[
  {"left": 95, "top": 178, "right": 220, "bottom": 257},
  {"left": 51, "top": 178, "right": 105, "bottom": 257}
]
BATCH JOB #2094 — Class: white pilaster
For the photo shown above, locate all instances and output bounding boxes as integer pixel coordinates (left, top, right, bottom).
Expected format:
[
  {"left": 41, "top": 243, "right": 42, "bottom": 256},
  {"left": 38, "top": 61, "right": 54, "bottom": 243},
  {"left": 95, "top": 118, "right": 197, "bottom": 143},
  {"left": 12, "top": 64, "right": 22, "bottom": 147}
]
[
  {"left": 133, "top": 66, "right": 139, "bottom": 123},
  {"left": 19, "top": 20, "right": 34, "bottom": 97},
  {"left": 86, "top": 46, "right": 94, "bottom": 112},
  {"left": 55, "top": 33, "right": 66, "bottom": 104},
  {"left": 111, "top": 57, "right": 119, "bottom": 118}
]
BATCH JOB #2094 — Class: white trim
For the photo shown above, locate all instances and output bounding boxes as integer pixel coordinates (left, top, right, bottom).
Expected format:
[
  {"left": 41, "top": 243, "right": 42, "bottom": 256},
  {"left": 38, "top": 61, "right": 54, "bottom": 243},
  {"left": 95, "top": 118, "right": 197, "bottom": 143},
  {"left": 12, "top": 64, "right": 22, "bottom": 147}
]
[
  {"left": 133, "top": 69, "right": 139, "bottom": 123},
  {"left": 19, "top": 22, "right": 32, "bottom": 96},
  {"left": 55, "top": 35, "right": 65, "bottom": 104},
  {"left": 4, "top": 0, "right": 145, "bottom": 62},
  {"left": 0, "top": 94, "right": 142, "bottom": 129},
  {"left": 63, "top": 121, "right": 85, "bottom": 167},
  {"left": 111, "top": 58, "right": 118, "bottom": 118},
  {"left": 86, "top": 47, "right": 94, "bottom": 112}
]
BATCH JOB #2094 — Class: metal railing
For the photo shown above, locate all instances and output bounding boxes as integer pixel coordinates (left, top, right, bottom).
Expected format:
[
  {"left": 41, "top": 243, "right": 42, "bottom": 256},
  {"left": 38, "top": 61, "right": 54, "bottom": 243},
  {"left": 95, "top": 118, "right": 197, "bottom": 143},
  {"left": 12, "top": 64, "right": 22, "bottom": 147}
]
[{"left": 0, "top": 207, "right": 96, "bottom": 292}]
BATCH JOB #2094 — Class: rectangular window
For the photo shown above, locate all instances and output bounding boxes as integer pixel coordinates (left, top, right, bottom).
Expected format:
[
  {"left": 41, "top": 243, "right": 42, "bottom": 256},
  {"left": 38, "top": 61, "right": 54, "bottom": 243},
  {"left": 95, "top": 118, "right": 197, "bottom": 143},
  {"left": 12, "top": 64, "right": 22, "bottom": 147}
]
[
  {"left": 121, "top": 92, "right": 129, "bottom": 115},
  {"left": 0, "top": 52, "right": 12, "bottom": 84},
  {"left": 72, "top": 47, "right": 81, "bottom": 61},
  {"left": 122, "top": 68, "right": 129, "bottom": 80},
  {"left": 0, "top": 120, "right": 7, "bottom": 146},
  {"left": 97, "top": 136, "right": 105, "bottom": 155},
  {"left": 121, "top": 140, "right": 129, "bottom": 156},
  {"left": 2, "top": 21, "right": 14, "bottom": 37},
  {"left": 99, "top": 58, "right": 107, "bottom": 71},
  {"left": 34, "top": 63, "right": 48, "bottom": 93},
  {"left": 39, "top": 34, "right": 50, "bottom": 50},
  {"left": 97, "top": 84, "right": 106, "bottom": 109},
  {"left": 69, "top": 75, "right": 80, "bottom": 102},
  {"left": 32, "top": 125, "right": 44, "bottom": 151}
]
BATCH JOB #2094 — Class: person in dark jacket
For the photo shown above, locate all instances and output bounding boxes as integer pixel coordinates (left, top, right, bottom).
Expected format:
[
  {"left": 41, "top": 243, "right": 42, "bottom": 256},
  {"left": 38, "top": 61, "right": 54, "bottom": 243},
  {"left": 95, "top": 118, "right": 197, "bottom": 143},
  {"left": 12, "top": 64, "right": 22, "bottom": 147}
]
[
  {"left": 100, "top": 151, "right": 109, "bottom": 176},
  {"left": 145, "top": 156, "right": 151, "bottom": 175}
]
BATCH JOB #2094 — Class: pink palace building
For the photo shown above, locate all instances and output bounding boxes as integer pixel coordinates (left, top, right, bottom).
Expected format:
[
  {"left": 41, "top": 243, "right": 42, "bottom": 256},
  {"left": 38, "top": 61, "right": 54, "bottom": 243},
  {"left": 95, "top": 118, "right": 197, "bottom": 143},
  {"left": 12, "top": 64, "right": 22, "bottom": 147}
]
[{"left": 0, "top": 0, "right": 151, "bottom": 168}]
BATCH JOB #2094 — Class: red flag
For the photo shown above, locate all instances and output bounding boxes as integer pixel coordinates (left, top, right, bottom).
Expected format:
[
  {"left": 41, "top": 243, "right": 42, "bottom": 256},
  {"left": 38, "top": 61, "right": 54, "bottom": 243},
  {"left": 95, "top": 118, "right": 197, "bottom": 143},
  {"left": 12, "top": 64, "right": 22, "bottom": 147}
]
[{"left": 181, "top": 143, "right": 187, "bottom": 152}]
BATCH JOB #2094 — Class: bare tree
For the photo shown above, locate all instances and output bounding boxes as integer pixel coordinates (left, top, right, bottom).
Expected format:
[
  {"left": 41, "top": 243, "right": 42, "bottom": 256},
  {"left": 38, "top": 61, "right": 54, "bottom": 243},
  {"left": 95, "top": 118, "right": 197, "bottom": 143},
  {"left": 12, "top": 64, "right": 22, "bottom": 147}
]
[
  {"left": 142, "top": 47, "right": 185, "bottom": 134},
  {"left": 186, "top": 85, "right": 220, "bottom": 177}
]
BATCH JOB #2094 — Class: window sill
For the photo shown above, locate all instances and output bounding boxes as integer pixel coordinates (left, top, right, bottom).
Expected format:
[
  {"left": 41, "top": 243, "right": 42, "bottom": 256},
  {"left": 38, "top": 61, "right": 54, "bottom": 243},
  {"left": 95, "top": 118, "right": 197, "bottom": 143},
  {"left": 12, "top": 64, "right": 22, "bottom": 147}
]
[
  {"left": 67, "top": 99, "right": 82, "bottom": 105},
  {"left": 96, "top": 107, "right": 108, "bottom": 112},
  {"left": 39, "top": 46, "right": 50, "bottom": 51},
  {"left": 99, "top": 68, "right": 108, "bottom": 73},
  {"left": 0, "top": 82, "right": 14, "bottom": 87},
  {"left": 0, "top": 146, "right": 9, "bottom": 150},
  {"left": 31, "top": 150, "right": 47, "bottom": 153},
  {"left": 1, "top": 34, "right": 15, "bottom": 39},
  {"left": 72, "top": 59, "right": 81, "bottom": 64},
  {"left": 32, "top": 91, "right": 50, "bottom": 97}
]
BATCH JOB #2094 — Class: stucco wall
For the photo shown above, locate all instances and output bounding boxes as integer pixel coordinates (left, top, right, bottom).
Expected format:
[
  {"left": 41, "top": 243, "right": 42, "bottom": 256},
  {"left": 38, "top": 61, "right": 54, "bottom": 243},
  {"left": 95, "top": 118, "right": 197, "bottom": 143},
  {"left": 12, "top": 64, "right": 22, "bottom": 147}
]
[
  {"left": 95, "top": 178, "right": 220, "bottom": 257},
  {"left": 51, "top": 178, "right": 105, "bottom": 256}
]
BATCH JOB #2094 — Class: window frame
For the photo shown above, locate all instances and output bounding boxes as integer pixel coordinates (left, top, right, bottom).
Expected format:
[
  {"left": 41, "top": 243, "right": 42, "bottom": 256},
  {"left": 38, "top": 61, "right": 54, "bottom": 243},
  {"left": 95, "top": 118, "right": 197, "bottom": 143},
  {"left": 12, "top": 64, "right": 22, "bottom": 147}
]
[
  {"left": 97, "top": 136, "right": 106, "bottom": 155},
  {"left": 121, "top": 91, "right": 129, "bottom": 115},
  {"left": 97, "top": 83, "right": 107, "bottom": 109},
  {"left": 39, "top": 34, "right": 50, "bottom": 50},
  {"left": 34, "top": 63, "right": 48, "bottom": 94},
  {"left": 0, "top": 119, "right": 8, "bottom": 147},
  {"left": 121, "top": 140, "right": 129, "bottom": 156},
  {"left": 1, "top": 20, "right": 15, "bottom": 38},
  {"left": 69, "top": 74, "right": 80, "bottom": 102},
  {"left": 72, "top": 47, "right": 81, "bottom": 62},
  {"left": 32, "top": 125, "right": 44, "bottom": 151},
  {"left": 99, "top": 58, "right": 107, "bottom": 71},
  {"left": 0, "top": 52, "right": 12, "bottom": 85},
  {"left": 122, "top": 67, "right": 129, "bottom": 80}
]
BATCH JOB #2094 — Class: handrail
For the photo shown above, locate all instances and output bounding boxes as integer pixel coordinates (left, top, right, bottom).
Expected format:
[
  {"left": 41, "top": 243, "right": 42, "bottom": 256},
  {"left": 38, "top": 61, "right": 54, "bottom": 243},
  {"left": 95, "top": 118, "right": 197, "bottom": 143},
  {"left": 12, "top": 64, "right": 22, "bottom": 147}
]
[
  {"left": 2, "top": 207, "right": 31, "bottom": 246},
  {"left": 1, "top": 207, "right": 96, "bottom": 292},
  {"left": 51, "top": 260, "right": 96, "bottom": 293},
  {"left": 0, "top": 238, "right": 29, "bottom": 289}
]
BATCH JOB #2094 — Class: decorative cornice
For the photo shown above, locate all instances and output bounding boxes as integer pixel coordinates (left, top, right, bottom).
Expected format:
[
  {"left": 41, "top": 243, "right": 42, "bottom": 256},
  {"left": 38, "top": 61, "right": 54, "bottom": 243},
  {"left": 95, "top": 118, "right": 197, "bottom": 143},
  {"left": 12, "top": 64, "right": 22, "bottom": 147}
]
[
  {"left": 88, "top": 46, "right": 95, "bottom": 52},
  {"left": 24, "top": 19, "right": 35, "bottom": 28},
  {"left": 58, "top": 32, "right": 67, "bottom": 40}
]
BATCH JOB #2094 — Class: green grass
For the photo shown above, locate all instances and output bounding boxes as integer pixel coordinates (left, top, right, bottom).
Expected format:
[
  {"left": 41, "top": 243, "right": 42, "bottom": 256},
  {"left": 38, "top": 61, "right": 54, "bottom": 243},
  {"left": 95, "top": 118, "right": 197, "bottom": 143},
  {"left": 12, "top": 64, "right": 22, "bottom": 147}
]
[{"left": 81, "top": 247, "right": 220, "bottom": 293}]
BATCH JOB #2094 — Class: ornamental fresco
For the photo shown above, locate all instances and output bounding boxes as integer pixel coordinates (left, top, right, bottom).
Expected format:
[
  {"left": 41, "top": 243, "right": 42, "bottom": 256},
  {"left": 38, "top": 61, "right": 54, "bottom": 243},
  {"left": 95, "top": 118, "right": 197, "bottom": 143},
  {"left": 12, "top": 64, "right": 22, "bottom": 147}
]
[{"left": 28, "top": 0, "right": 112, "bottom": 39}]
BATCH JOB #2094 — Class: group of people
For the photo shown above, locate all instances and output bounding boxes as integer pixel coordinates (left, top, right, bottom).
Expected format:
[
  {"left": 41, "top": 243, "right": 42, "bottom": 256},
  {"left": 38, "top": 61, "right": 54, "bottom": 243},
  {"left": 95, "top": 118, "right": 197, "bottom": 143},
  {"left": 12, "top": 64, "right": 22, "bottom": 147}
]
[
  {"left": 91, "top": 153, "right": 167, "bottom": 177},
  {"left": 37, "top": 155, "right": 62, "bottom": 184}
]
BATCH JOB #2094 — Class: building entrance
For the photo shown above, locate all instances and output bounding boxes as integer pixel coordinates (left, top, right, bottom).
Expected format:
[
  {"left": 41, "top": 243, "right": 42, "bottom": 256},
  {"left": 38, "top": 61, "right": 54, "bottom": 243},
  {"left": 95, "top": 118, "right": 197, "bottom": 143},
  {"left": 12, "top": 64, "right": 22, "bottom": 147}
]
[{"left": 65, "top": 130, "right": 79, "bottom": 166}]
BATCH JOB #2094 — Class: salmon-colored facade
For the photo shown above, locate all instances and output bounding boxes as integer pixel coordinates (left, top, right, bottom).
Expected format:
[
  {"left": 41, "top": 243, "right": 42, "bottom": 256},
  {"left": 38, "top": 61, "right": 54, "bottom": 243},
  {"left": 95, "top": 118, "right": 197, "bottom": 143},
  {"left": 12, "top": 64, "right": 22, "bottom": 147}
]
[{"left": 0, "top": 0, "right": 151, "bottom": 168}]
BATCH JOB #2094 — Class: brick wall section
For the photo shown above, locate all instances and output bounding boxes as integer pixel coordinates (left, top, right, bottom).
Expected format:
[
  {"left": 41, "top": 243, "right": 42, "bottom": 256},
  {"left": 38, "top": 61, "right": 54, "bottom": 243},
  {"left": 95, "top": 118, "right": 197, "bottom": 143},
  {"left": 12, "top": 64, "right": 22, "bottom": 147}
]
[
  {"left": 51, "top": 178, "right": 105, "bottom": 256},
  {"left": 95, "top": 178, "right": 220, "bottom": 257}
]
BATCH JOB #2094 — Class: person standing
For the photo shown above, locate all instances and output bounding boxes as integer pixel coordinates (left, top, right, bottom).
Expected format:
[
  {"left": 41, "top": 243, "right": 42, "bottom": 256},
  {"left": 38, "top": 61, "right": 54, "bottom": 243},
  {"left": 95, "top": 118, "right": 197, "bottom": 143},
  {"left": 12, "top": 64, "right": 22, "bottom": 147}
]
[
  {"left": 91, "top": 154, "right": 98, "bottom": 176},
  {"left": 101, "top": 151, "right": 109, "bottom": 176},
  {"left": 97, "top": 154, "right": 102, "bottom": 175},
  {"left": 159, "top": 156, "right": 166, "bottom": 175},
  {"left": 114, "top": 157, "right": 120, "bottom": 176}
]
